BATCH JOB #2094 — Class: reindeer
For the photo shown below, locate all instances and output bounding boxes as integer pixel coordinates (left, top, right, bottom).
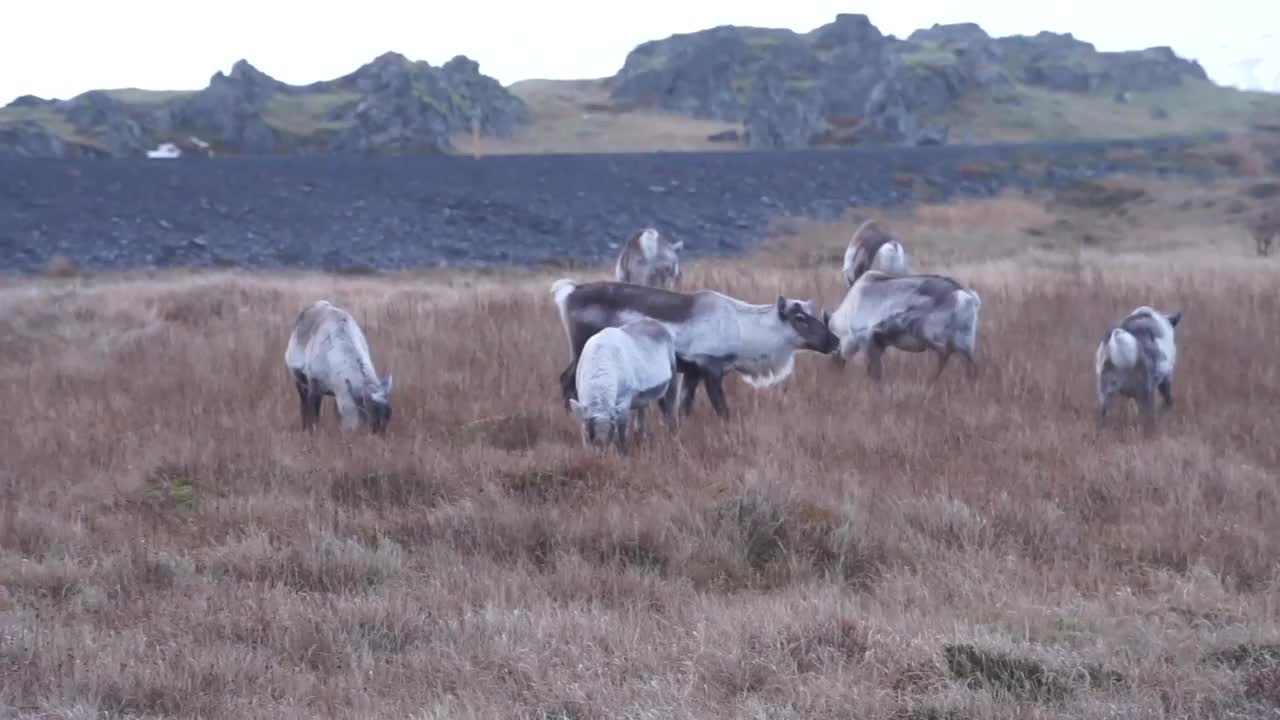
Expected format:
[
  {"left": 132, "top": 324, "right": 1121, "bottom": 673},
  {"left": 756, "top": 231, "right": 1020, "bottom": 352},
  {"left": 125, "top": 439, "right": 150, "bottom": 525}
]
[
  {"left": 842, "top": 218, "right": 909, "bottom": 288},
  {"left": 552, "top": 279, "right": 839, "bottom": 421},
  {"left": 570, "top": 319, "right": 679, "bottom": 453},
  {"left": 284, "top": 300, "right": 393, "bottom": 434},
  {"left": 1095, "top": 305, "right": 1182, "bottom": 436},
  {"left": 826, "top": 271, "right": 981, "bottom": 383},
  {"left": 615, "top": 227, "right": 684, "bottom": 289}
]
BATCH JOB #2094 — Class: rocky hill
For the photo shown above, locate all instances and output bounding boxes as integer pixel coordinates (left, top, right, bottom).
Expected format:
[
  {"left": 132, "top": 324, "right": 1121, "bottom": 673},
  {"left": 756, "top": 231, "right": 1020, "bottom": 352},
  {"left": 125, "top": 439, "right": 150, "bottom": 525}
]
[
  {"left": 607, "top": 14, "right": 1249, "bottom": 149},
  {"left": 3, "top": 15, "right": 1278, "bottom": 158},
  {"left": 480, "top": 17, "right": 1280, "bottom": 154},
  {"left": 0, "top": 53, "right": 529, "bottom": 158}
]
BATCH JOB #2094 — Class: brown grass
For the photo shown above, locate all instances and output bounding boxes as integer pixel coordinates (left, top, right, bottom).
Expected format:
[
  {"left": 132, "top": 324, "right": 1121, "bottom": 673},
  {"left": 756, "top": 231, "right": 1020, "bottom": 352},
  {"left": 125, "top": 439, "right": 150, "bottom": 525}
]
[{"left": 3, "top": 177, "right": 1280, "bottom": 718}]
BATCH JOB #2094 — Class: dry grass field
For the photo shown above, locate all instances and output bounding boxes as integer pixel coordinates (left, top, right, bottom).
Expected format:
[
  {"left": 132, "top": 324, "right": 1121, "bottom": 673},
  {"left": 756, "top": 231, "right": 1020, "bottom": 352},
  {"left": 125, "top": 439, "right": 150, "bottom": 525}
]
[{"left": 3, "top": 175, "right": 1280, "bottom": 719}]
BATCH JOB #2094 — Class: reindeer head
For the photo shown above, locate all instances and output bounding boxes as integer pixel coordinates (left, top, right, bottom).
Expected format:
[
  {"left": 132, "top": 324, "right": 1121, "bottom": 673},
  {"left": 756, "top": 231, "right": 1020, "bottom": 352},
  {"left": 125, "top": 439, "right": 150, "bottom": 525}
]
[
  {"left": 777, "top": 296, "right": 840, "bottom": 354},
  {"left": 568, "top": 400, "right": 622, "bottom": 450},
  {"left": 648, "top": 232, "right": 684, "bottom": 289},
  {"left": 348, "top": 374, "right": 394, "bottom": 434},
  {"left": 1131, "top": 306, "right": 1183, "bottom": 334}
]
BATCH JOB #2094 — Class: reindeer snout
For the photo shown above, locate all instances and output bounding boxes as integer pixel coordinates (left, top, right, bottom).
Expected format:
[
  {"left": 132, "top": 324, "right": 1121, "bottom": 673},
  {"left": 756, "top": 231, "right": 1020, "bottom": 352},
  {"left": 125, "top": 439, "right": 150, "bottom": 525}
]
[{"left": 822, "top": 330, "right": 841, "bottom": 354}]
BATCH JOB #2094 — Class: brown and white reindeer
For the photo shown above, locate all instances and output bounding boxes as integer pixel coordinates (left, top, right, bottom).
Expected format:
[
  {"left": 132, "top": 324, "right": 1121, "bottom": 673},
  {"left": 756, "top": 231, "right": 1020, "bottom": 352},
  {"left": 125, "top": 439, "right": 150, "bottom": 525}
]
[
  {"left": 1095, "top": 305, "right": 1182, "bottom": 436},
  {"left": 842, "top": 219, "right": 909, "bottom": 288},
  {"left": 552, "top": 279, "right": 839, "bottom": 421},
  {"left": 284, "top": 300, "right": 393, "bottom": 434},
  {"left": 615, "top": 227, "right": 684, "bottom": 289},
  {"left": 825, "top": 271, "right": 981, "bottom": 383}
]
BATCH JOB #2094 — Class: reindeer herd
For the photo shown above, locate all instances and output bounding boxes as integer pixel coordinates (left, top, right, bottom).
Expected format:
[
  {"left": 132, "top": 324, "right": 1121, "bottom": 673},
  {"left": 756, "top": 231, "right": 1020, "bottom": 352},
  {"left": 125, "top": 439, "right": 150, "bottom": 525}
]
[{"left": 284, "top": 222, "right": 1185, "bottom": 451}]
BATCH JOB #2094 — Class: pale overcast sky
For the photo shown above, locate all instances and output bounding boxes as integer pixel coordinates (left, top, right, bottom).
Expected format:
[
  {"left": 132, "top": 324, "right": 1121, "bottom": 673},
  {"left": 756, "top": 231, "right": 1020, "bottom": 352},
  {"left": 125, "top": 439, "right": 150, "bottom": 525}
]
[{"left": 2, "top": 0, "right": 1277, "bottom": 105}]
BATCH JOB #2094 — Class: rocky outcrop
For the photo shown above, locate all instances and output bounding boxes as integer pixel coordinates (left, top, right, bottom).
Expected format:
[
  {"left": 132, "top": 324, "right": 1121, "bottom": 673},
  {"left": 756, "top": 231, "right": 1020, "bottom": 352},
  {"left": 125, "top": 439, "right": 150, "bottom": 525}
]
[
  {"left": 0, "top": 53, "right": 529, "bottom": 158},
  {"left": 61, "top": 91, "right": 152, "bottom": 156},
  {"left": 325, "top": 52, "right": 531, "bottom": 156},
  {"left": 0, "top": 121, "right": 67, "bottom": 158},
  {"left": 995, "top": 33, "right": 1208, "bottom": 93},
  {"left": 609, "top": 15, "right": 1213, "bottom": 149},
  {"left": 611, "top": 13, "right": 894, "bottom": 147},
  {"left": 743, "top": 64, "right": 826, "bottom": 149},
  {"left": 611, "top": 26, "right": 811, "bottom": 122},
  {"left": 167, "top": 60, "right": 284, "bottom": 153}
]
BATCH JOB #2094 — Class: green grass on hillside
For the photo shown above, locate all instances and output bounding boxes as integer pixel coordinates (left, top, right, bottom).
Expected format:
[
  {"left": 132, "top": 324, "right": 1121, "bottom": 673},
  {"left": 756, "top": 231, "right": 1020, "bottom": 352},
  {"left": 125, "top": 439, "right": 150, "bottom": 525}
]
[
  {"left": 262, "top": 92, "right": 359, "bottom": 136},
  {"left": 4, "top": 69, "right": 1277, "bottom": 155},
  {"left": 944, "top": 79, "right": 1280, "bottom": 144},
  {"left": 102, "top": 88, "right": 196, "bottom": 105},
  {"left": 0, "top": 105, "right": 106, "bottom": 150}
]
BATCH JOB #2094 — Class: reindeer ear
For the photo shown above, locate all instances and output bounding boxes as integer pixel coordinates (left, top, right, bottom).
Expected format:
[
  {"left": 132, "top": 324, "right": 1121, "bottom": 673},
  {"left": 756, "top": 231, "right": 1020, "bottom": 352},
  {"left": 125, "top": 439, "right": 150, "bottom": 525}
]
[
  {"left": 776, "top": 296, "right": 788, "bottom": 317},
  {"left": 670, "top": 240, "right": 683, "bottom": 252},
  {"left": 1167, "top": 310, "right": 1182, "bottom": 327},
  {"left": 822, "top": 310, "right": 832, "bottom": 326}
]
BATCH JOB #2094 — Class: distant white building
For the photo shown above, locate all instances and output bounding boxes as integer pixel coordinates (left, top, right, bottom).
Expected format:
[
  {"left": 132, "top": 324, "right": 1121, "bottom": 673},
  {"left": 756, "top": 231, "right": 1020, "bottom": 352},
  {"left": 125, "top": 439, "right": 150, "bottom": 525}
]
[
  {"left": 145, "top": 136, "right": 213, "bottom": 159},
  {"left": 146, "top": 142, "right": 181, "bottom": 159}
]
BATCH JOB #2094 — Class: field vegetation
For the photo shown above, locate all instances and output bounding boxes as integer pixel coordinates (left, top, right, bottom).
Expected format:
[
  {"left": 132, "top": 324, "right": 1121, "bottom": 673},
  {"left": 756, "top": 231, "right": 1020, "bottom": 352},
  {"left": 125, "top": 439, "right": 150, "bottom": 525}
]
[{"left": 2, "top": 172, "right": 1279, "bottom": 718}]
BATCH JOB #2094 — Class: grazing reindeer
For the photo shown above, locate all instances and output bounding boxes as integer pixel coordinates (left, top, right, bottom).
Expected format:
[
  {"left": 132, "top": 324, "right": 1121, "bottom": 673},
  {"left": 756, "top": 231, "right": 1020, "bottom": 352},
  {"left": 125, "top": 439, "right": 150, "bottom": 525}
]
[
  {"left": 843, "top": 219, "right": 909, "bottom": 288},
  {"left": 827, "top": 271, "right": 981, "bottom": 383},
  {"left": 552, "top": 279, "right": 839, "bottom": 421},
  {"left": 615, "top": 227, "right": 684, "bottom": 289},
  {"left": 570, "top": 319, "right": 679, "bottom": 453},
  {"left": 1251, "top": 208, "right": 1278, "bottom": 257},
  {"left": 1095, "top": 305, "right": 1182, "bottom": 436},
  {"left": 284, "top": 300, "right": 393, "bottom": 434}
]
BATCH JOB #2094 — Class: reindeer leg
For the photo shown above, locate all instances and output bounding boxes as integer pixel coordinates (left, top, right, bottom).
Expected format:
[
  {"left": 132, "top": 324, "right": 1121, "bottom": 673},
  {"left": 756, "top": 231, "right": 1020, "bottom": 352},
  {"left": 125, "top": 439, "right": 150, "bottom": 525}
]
[
  {"left": 866, "top": 341, "right": 886, "bottom": 383},
  {"left": 293, "top": 372, "right": 311, "bottom": 431},
  {"left": 634, "top": 405, "right": 648, "bottom": 442},
  {"left": 560, "top": 328, "right": 597, "bottom": 412},
  {"left": 308, "top": 390, "right": 323, "bottom": 431},
  {"left": 678, "top": 368, "right": 703, "bottom": 417},
  {"left": 614, "top": 417, "right": 629, "bottom": 455},
  {"left": 1138, "top": 382, "right": 1157, "bottom": 437},
  {"left": 1158, "top": 378, "right": 1174, "bottom": 409},
  {"left": 1096, "top": 388, "right": 1114, "bottom": 431},
  {"left": 702, "top": 368, "right": 732, "bottom": 421},
  {"left": 657, "top": 378, "right": 679, "bottom": 430},
  {"left": 559, "top": 358, "right": 579, "bottom": 411},
  {"left": 961, "top": 348, "right": 978, "bottom": 379},
  {"left": 929, "top": 350, "right": 953, "bottom": 384},
  {"left": 298, "top": 387, "right": 315, "bottom": 432}
]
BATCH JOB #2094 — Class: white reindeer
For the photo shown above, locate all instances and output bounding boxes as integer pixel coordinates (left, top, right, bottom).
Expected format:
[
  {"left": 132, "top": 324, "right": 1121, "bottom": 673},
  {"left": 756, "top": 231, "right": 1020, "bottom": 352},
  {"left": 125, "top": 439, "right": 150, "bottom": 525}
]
[
  {"left": 1095, "top": 305, "right": 1182, "bottom": 436},
  {"left": 615, "top": 228, "right": 684, "bottom": 289},
  {"left": 826, "top": 271, "right": 981, "bottom": 383},
  {"left": 570, "top": 319, "right": 678, "bottom": 453},
  {"left": 552, "top": 278, "right": 839, "bottom": 421},
  {"left": 284, "top": 300, "right": 393, "bottom": 434}
]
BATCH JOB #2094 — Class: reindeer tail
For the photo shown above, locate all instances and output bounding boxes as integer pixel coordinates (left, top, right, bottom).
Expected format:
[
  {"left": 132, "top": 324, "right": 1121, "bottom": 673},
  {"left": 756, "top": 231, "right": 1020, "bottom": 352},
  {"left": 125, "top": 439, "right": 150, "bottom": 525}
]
[
  {"left": 550, "top": 278, "right": 577, "bottom": 308},
  {"left": 1105, "top": 328, "right": 1139, "bottom": 369}
]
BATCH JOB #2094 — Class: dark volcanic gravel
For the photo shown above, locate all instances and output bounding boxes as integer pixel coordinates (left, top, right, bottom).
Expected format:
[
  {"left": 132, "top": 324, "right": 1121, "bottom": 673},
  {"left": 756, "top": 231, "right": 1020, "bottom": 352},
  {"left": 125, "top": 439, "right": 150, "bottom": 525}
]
[{"left": 0, "top": 137, "right": 1212, "bottom": 274}]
